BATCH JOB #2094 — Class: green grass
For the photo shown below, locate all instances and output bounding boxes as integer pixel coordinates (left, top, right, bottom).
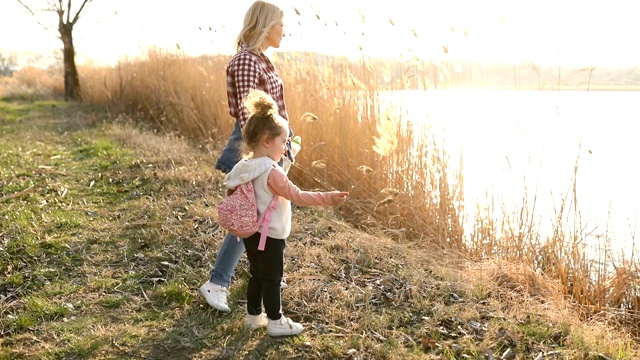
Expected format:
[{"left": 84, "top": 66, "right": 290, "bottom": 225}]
[
  {"left": 0, "top": 101, "right": 30, "bottom": 123},
  {"left": 0, "top": 98, "right": 638, "bottom": 359},
  {"left": 155, "top": 281, "right": 195, "bottom": 306}
]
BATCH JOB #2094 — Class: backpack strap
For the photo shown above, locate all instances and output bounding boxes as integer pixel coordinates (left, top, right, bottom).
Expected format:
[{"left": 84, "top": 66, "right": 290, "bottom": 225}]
[
  {"left": 256, "top": 164, "right": 280, "bottom": 251},
  {"left": 256, "top": 194, "right": 279, "bottom": 251}
]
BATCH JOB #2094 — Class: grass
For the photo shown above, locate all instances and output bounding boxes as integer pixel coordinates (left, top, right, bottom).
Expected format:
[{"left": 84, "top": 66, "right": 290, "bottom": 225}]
[{"left": 0, "top": 100, "right": 637, "bottom": 359}]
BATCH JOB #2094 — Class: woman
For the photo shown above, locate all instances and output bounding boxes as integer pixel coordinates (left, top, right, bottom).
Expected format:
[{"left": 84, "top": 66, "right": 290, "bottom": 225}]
[{"left": 200, "top": 0, "right": 294, "bottom": 313}]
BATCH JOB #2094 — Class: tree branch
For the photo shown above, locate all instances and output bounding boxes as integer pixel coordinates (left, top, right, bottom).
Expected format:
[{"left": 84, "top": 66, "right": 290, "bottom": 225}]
[
  {"left": 71, "top": 0, "right": 91, "bottom": 25},
  {"left": 65, "top": 0, "right": 71, "bottom": 24},
  {"left": 16, "top": 0, "right": 54, "bottom": 32}
]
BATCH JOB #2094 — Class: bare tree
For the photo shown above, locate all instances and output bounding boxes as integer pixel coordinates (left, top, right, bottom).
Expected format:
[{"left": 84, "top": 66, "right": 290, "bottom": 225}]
[{"left": 16, "top": 0, "right": 93, "bottom": 101}]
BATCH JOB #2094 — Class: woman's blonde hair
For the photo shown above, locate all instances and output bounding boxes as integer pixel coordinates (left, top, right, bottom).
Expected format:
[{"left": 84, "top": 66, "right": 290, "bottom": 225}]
[
  {"left": 242, "top": 89, "right": 288, "bottom": 152},
  {"left": 237, "top": 1, "right": 284, "bottom": 53}
]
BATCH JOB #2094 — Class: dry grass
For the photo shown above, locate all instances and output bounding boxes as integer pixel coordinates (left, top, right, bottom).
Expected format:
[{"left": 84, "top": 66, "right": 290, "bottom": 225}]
[
  {"left": 80, "top": 50, "right": 231, "bottom": 142},
  {"left": 1, "top": 101, "right": 637, "bottom": 359},
  {"left": 0, "top": 66, "right": 64, "bottom": 100}
]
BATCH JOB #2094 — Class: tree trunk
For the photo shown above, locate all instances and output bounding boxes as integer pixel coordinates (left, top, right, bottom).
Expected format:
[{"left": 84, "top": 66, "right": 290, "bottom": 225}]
[{"left": 59, "top": 24, "right": 81, "bottom": 101}]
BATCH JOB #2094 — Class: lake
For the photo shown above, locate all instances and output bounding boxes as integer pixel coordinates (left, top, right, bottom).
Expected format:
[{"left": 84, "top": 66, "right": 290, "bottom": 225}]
[{"left": 383, "top": 89, "right": 640, "bottom": 259}]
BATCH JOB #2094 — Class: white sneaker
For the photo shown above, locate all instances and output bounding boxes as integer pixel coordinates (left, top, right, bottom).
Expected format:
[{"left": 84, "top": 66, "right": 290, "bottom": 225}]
[
  {"left": 244, "top": 313, "right": 268, "bottom": 330},
  {"left": 267, "top": 316, "right": 303, "bottom": 337},
  {"left": 200, "top": 281, "right": 230, "bottom": 312}
]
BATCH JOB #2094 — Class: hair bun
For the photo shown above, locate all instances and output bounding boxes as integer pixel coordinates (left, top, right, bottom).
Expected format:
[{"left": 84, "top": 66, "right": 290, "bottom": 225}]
[{"left": 245, "top": 89, "right": 278, "bottom": 117}]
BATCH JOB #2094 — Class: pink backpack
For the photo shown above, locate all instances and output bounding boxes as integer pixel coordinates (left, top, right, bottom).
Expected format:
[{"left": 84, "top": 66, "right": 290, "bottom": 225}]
[{"left": 217, "top": 178, "right": 279, "bottom": 251}]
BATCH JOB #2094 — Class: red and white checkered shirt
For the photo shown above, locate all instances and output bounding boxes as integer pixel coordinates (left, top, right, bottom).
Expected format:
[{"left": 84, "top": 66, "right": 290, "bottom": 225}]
[{"left": 227, "top": 47, "right": 289, "bottom": 128}]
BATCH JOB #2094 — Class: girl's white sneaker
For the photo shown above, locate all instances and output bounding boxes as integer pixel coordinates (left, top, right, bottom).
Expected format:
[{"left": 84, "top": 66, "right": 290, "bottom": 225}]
[
  {"left": 244, "top": 313, "right": 268, "bottom": 330},
  {"left": 267, "top": 316, "right": 303, "bottom": 337}
]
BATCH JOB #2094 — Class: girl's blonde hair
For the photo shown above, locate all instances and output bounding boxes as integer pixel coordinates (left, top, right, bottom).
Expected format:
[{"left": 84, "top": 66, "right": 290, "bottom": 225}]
[
  {"left": 237, "top": 1, "right": 284, "bottom": 53},
  {"left": 242, "top": 89, "right": 288, "bottom": 152}
]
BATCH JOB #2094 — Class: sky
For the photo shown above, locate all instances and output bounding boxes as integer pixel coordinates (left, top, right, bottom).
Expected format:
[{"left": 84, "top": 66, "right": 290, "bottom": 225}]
[{"left": 1, "top": 0, "right": 639, "bottom": 69}]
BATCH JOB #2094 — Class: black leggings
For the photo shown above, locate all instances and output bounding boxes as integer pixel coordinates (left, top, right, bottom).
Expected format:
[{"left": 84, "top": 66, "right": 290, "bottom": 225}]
[{"left": 243, "top": 232, "right": 285, "bottom": 320}]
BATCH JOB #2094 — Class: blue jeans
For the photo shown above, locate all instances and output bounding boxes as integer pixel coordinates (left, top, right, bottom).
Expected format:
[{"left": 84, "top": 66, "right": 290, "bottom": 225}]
[
  {"left": 215, "top": 121, "right": 243, "bottom": 174},
  {"left": 209, "top": 121, "right": 289, "bottom": 287},
  {"left": 210, "top": 121, "right": 244, "bottom": 286},
  {"left": 209, "top": 232, "right": 245, "bottom": 287}
]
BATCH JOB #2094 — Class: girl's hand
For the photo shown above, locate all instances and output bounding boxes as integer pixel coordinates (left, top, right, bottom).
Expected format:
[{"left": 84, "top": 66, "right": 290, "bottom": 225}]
[{"left": 330, "top": 191, "right": 349, "bottom": 205}]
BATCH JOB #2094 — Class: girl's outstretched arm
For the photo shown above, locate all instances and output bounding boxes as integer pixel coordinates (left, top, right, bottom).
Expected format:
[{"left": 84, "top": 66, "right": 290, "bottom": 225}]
[{"left": 267, "top": 167, "right": 348, "bottom": 206}]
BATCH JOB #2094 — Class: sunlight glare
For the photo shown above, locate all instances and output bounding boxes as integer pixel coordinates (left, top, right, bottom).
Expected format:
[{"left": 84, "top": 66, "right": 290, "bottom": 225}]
[{"left": 1, "top": 0, "right": 639, "bottom": 68}]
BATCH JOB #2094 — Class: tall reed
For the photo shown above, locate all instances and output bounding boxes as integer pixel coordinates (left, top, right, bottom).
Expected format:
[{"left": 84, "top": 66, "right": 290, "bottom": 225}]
[{"left": 81, "top": 49, "right": 231, "bottom": 143}]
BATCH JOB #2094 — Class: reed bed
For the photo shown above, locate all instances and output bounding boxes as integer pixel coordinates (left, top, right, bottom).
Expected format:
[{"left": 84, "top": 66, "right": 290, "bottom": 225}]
[{"left": 0, "top": 65, "right": 64, "bottom": 100}]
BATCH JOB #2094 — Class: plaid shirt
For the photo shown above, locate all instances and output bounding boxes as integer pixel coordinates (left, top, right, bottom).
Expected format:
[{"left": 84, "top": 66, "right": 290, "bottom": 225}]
[{"left": 227, "top": 47, "right": 289, "bottom": 128}]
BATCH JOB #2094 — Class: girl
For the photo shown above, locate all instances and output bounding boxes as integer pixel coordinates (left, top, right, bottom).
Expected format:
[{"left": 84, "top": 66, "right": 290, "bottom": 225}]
[
  {"left": 226, "top": 89, "right": 348, "bottom": 336},
  {"left": 201, "top": 0, "right": 294, "bottom": 313}
]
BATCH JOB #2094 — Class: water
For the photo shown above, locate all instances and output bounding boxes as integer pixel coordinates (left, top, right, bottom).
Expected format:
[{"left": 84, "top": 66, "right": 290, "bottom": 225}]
[{"left": 383, "top": 89, "right": 640, "bottom": 258}]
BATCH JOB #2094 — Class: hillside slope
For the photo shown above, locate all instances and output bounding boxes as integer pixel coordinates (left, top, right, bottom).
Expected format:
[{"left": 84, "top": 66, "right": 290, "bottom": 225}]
[{"left": 0, "top": 100, "right": 636, "bottom": 359}]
